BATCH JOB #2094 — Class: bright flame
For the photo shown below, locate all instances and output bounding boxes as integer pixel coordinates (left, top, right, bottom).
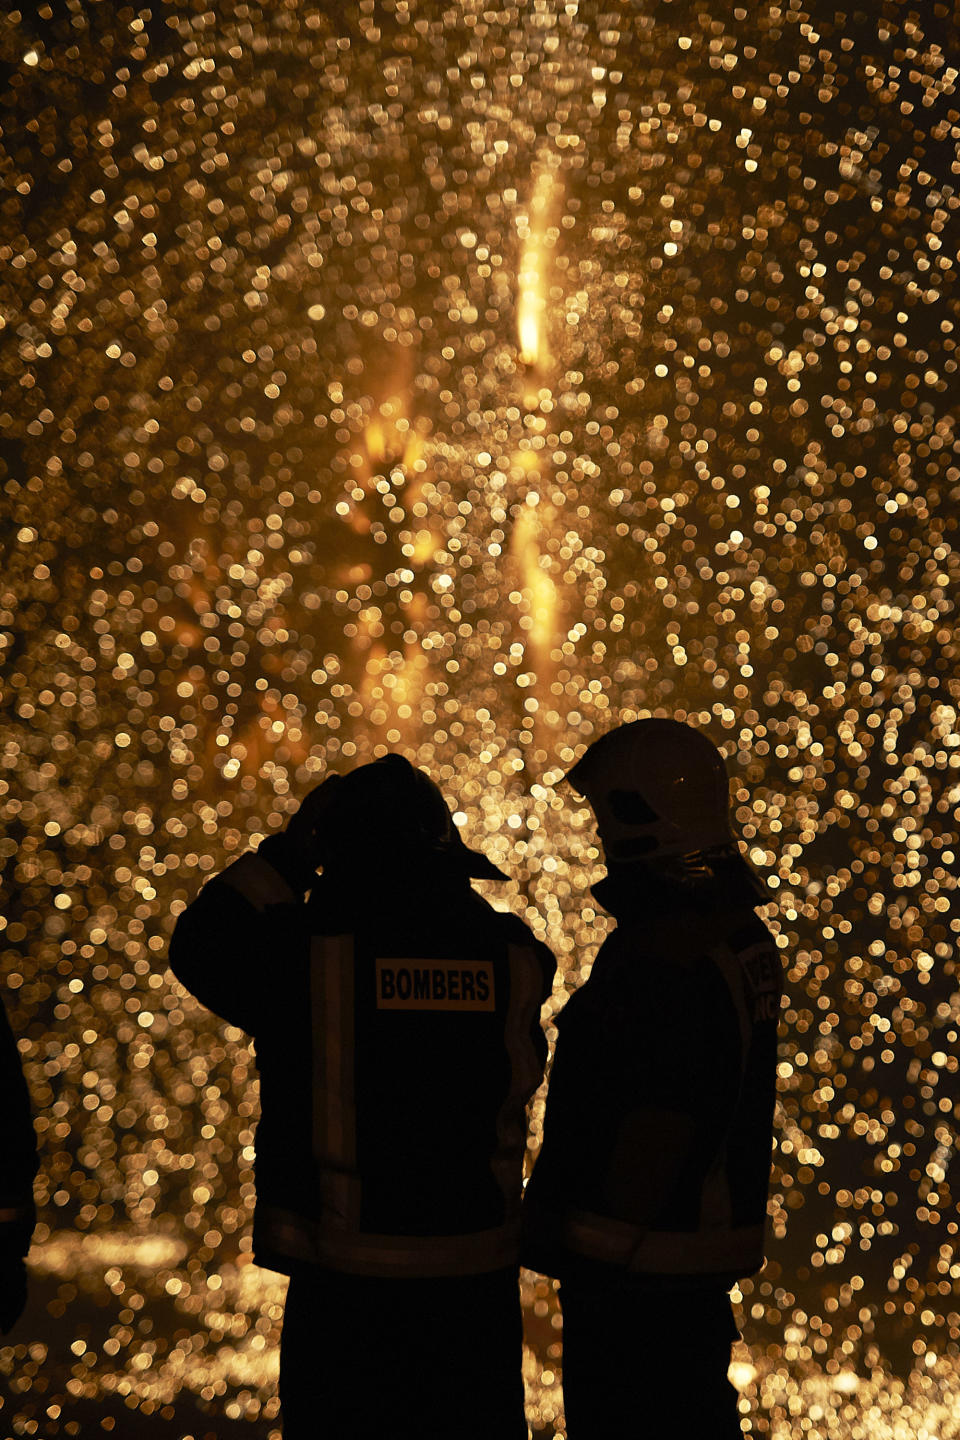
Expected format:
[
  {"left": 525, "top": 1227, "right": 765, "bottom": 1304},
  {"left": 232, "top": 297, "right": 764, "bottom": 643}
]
[
  {"left": 528, "top": 565, "right": 557, "bottom": 650},
  {"left": 518, "top": 293, "right": 541, "bottom": 365},
  {"left": 365, "top": 419, "right": 387, "bottom": 462},
  {"left": 412, "top": 529, "right": 441, "bottom": 563},
  {"left": 516, "top": 166, "right": 557, "bottom": 367},
  {"left": 517, "top": 235, "right": 545, "bottom": 365}
]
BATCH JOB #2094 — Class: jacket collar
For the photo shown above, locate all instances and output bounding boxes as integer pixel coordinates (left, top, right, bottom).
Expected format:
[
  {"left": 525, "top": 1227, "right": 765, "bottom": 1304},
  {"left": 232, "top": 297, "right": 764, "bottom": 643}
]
[{"left": 590, "top": 868, "right": 760, "bottom": 956}]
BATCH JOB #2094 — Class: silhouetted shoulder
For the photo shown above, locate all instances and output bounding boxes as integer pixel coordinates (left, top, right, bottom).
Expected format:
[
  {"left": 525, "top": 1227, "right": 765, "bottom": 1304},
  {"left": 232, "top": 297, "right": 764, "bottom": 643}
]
[
  {"left": 727, "top": 910, "right": 779, "bottom": 954},
  {"left": 489, "top": 901, "right": 554, "bottom": 957}
]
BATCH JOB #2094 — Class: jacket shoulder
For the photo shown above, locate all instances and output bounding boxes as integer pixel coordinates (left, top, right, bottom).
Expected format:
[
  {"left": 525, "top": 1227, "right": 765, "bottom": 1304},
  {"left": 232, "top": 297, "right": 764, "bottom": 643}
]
[
  {"left": 726, "top": 910, "right": 780, "bottom": 954},
  {"left": 488, "top": 906, "right": 553, "bottom": 957},
  {"left": 494, "top": 908, "right": 539, "bottom": 943},
  {"left": 461, "top": 900, "right": 555, "bottom": 986}
]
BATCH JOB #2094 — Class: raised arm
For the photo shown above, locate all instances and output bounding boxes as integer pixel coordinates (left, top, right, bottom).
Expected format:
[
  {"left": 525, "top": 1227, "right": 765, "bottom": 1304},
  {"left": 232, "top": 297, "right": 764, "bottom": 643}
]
[{"left": 168, "top": 775, "right": 344, "bottom": 1035}]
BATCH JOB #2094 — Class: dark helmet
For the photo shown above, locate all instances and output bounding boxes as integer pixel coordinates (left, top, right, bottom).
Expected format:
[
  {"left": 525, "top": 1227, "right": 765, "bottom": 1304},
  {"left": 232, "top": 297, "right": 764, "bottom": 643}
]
[
  {"left": 565, "top": 719, "right": 765, "bottom": 899},
  {"left": 565, "top": 719, "right": 733, "bottom": 864},
  {"left": 332, "top": 754, "right": 508, "bottom": 880}
]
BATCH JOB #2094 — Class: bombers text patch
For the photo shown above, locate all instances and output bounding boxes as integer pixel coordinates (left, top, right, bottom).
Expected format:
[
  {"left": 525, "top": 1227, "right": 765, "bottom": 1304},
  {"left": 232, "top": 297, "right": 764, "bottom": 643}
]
[{"left": 375, "top": 958, "right": 495, "bottom": 1012}]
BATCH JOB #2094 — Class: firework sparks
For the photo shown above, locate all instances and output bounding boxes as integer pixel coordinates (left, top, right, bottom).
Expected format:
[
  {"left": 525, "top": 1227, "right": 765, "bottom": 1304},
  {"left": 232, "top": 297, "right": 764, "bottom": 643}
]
[{"left": 2, "top": 1, "right": 960, "bottom": 1434}]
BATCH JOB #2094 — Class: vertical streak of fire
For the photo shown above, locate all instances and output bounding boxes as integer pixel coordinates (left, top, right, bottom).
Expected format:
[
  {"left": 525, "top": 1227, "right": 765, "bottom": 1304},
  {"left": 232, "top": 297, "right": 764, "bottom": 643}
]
[
  {"left": 513, "top": 163, "right": 563, "bottom": 775},
  {"left": 516, "top": 165, "right": 556, "bottom": 371}
]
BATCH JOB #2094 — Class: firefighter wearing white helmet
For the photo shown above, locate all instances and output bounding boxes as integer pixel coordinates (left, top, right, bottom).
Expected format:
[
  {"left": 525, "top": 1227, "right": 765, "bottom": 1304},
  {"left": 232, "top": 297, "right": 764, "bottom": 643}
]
[
  {"left": 170, "top": 754, "right": 555, "bottom": 1438},
  {"left": 522, "top": 719, "right": 780, "bottom": 1440}
]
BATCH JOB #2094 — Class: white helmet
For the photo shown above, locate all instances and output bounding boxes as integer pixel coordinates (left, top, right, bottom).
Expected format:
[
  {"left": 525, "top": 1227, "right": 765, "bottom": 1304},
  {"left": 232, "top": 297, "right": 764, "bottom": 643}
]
[{"left": 565, "top": 719, "right": 734, "bottom": 865}]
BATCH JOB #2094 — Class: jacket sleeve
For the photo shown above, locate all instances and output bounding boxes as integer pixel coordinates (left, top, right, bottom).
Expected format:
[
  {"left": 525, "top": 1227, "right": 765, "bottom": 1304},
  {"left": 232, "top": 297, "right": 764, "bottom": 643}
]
[
  {"left": 533, "top": 936, "right": 556, "bottom": 1009},
  {"left": 503, "top": 916, "right": 556, "bottom": 1084},
  {"left": 532, "top": 936, "right": 556, "bottom": 1074},
  {"left": 0, "top": 993, "right": 37, "bottom": 1261},
  {"left": 167, "top": 833, "right": 313, "bottom": 1037}
]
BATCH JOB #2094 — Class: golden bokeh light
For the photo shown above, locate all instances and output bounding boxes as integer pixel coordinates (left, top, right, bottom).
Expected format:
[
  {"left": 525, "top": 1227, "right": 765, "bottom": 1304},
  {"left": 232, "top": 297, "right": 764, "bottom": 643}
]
[{"left": 2, "top": 0, "right": 960, "bottom": 1434}]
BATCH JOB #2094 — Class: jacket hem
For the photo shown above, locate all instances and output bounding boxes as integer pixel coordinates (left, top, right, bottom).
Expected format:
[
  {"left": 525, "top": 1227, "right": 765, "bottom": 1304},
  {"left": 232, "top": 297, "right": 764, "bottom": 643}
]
[
  {"left": 524, "top": 1204, "right": 765, "bottom": 1277},
  {"left": 255, "top": 1206, "right": 522, "bottom": 1278}
]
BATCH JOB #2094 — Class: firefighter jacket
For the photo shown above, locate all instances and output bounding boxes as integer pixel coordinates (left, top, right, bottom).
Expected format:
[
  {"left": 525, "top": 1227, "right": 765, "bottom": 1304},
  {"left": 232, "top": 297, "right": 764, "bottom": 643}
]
[
  {"left": 0, "top": 992, "right": 38, "bottom": 1263},
  {"left": 169, "top": 834, "right": 555, "bottom": 1279},
  {"left": 522, "top": 873, "right": 780, "bottom": 1289}
]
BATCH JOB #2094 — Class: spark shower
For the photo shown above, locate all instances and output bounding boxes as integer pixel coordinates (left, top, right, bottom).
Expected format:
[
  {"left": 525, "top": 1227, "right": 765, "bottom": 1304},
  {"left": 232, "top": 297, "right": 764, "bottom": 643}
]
[{"left": 1, "top": 1, "right": 959, "bottom": 1433}]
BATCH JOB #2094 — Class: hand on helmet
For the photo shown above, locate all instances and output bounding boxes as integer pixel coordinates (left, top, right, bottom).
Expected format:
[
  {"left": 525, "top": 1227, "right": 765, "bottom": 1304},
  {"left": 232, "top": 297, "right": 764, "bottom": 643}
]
[{"left": 285, "top": 773, "right": 345, "bottom": 861}]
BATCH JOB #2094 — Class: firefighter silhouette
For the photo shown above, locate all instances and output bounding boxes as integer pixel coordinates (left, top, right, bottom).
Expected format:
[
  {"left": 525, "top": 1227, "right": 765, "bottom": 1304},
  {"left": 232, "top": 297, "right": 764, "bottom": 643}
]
[
  {"left": 523, "top": 719, "right": 780, "bottom": 1439},
  {"left": 0, "top": 990, "right": 37, "bottom": 1335},
  {"left": 170, "top": 753, "right": 555, "bottom": 1438}
]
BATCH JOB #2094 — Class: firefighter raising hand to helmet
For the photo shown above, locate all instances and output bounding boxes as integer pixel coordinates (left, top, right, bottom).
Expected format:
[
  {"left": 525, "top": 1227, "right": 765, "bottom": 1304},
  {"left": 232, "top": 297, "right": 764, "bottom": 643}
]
[
  {"left": 523, "top": 719, "right": 781, "bottom": 1440},
  {"left": 169, "top": 754, "right": 555, "bottom": 1439}
]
